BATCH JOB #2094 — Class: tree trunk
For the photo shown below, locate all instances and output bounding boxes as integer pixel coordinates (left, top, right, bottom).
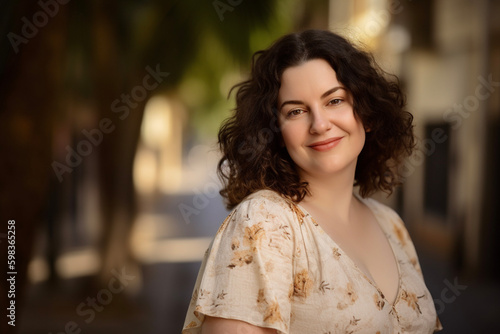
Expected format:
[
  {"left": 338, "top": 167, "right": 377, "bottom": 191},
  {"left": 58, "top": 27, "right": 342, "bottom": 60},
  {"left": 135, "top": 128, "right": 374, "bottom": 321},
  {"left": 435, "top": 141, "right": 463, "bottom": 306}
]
[{"left": 0, "top": 2, "right": 69, "bottom": 332}]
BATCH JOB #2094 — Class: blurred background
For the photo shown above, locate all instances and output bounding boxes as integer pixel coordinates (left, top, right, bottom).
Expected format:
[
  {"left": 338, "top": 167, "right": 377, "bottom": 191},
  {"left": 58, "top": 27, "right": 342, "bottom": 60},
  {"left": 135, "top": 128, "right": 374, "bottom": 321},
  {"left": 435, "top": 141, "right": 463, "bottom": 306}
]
[{"left": 0, "top": 0, "right": 499, "bottom": 333}]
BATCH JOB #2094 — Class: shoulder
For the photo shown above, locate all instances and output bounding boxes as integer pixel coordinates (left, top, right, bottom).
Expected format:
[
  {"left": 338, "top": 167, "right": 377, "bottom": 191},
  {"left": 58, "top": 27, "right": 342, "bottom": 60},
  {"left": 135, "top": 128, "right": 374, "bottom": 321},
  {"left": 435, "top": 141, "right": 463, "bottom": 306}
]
[
  {"left": 361, "top": 196, "right": 402, "bottom": 221},
  {"left": 242, "top": 189, "right": 293, "bottom": 209},
  {"left": 360, "top": 196, "right": 412, "bottom": 247},
  {"left": 228, "top": 189, "right": 298, "bottom": 224},
  {"left": 360, "top": 196, "right": 404, "bottom": 229},
  {"left": 213, "top": 190, "right": 300, "bottom": 255},
  {"left": 185, "top": 194, "right": 296, "bottom": 333}
]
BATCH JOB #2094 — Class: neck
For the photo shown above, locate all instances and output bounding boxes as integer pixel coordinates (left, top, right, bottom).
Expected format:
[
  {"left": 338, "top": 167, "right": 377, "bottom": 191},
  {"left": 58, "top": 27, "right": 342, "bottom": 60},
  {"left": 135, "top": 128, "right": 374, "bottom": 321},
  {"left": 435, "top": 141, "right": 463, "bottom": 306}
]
[{"left": 300, "top": 162, "right": 358, "bottom": 224}]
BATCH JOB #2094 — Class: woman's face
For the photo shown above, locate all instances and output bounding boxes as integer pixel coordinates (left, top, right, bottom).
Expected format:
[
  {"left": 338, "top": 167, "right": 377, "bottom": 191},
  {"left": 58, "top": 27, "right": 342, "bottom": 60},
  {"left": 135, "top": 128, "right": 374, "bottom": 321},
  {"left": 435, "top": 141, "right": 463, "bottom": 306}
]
[{"left": 277, "top": 58, "right": 366, "bottom": 181}]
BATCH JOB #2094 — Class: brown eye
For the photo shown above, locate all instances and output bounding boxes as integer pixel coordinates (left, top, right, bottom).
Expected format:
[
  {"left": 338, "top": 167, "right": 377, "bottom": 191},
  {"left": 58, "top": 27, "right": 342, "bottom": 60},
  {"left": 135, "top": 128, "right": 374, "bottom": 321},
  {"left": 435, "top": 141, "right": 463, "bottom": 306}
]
[
  {"left": 287, "top": 109, "right": 305, "bottom": 117},
  {"left": 328, "top": 99, "right": 343, "bottom": 106}
]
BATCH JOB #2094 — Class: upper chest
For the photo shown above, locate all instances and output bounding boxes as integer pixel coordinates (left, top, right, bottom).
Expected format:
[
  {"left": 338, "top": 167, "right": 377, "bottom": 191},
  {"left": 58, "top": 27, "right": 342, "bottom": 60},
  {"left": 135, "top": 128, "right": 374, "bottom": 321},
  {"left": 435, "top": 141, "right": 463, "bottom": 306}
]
[{"left": 295, "top": 201, "right": 400, "bottom": 304}]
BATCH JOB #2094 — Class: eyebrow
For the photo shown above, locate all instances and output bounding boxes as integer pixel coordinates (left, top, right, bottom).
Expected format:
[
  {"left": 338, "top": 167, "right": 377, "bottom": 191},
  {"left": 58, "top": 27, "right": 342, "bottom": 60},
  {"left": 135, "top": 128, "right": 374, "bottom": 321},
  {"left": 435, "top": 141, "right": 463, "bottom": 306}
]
[{"left": 278, "top": 86, "right": 346, "bottom": 111}]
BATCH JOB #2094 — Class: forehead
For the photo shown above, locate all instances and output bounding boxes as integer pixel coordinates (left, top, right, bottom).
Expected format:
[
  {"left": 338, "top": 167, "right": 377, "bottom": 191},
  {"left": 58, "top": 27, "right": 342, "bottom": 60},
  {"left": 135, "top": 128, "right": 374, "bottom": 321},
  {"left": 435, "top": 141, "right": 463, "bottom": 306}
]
[{"left": 278, "top": 59, "right": 341, "bottom": 98}]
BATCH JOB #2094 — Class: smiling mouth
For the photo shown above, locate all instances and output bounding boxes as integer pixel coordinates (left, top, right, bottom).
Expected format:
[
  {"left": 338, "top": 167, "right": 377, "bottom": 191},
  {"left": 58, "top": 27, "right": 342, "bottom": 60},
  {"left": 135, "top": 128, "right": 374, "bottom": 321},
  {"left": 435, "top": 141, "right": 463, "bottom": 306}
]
[{"left": 308, "top": 137, "right": 343, "bottom": 151}]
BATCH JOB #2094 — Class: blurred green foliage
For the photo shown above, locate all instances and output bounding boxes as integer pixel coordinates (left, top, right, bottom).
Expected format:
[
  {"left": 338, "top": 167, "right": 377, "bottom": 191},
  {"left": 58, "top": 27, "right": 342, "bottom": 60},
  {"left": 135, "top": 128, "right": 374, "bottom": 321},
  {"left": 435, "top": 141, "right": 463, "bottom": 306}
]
[
  {"left": 75, "top": 0, "right": 297, "bottom": 137},
  {"left": 2, "top": 0, "right": 296, "bottom": 135}
]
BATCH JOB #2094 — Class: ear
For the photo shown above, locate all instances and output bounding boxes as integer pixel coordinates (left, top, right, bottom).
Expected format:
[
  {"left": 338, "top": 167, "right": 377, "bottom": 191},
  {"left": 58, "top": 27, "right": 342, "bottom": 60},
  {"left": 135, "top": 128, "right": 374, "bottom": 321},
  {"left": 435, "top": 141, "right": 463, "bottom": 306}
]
[{"left": 365, "top": 127, "right": 371, "bottom": 133}]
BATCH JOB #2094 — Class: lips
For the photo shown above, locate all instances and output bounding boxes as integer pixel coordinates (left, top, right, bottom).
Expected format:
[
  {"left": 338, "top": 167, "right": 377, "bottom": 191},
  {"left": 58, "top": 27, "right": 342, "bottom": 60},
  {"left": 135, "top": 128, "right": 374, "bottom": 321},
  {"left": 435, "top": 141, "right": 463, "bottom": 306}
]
[{"left": 307, "top": 137, "right": 343, "bottom": 151}]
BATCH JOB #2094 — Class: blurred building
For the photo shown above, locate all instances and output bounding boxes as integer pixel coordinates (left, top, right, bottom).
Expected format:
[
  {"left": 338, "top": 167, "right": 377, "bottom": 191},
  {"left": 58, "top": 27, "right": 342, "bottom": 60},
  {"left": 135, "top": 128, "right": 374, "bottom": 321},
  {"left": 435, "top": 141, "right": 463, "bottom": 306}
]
[{"left": 329, "top": 0, "right": 500, "bottom": 278}]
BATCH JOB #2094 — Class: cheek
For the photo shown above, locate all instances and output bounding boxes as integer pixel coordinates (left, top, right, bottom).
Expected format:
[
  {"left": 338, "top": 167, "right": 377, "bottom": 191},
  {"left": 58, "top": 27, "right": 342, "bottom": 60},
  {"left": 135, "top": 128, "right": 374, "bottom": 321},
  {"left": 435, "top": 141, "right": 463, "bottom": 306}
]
[
  {"left": 340, "top": 114, "right": 366, "bottom": 149},
  {"left": 353, "top": 118, "right": 365, "bottom": 137},
  {"left": 359, "top": 130, "right": 366, "bottom": 146},
  {"left": 355, "top": 123, "right": 366, "bottom": 150},
  {"left": 280, "top": 129, "right": 296, "bottom": 150},
  {"left": 279, "top": 120, "right": 300, "bottom": 149},
  {"left": 345, "top": 110, "right": 365, "bottom": 138}
]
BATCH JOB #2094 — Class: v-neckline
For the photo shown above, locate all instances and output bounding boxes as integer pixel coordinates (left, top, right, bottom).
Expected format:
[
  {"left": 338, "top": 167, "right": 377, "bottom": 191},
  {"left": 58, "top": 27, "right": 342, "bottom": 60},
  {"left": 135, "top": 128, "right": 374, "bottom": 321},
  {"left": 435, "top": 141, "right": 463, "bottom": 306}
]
[{"left": 294, "top": 195, "right": 402, "bottom": 307}]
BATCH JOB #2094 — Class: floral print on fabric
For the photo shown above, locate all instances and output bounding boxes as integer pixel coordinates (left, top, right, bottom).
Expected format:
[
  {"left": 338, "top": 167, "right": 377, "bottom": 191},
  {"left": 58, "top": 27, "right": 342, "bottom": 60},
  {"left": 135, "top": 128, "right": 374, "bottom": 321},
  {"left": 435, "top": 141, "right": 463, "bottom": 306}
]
[{"left": 182, "top": 190, "right": 442, "bottom": 333}]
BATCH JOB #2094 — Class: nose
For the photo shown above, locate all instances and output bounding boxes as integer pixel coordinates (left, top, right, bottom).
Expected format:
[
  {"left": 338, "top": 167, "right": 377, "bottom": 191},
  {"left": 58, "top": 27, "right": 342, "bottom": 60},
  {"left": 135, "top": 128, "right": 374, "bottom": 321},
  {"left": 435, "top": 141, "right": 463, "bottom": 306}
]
[{"left": 309, "top": 105, "right": 331, "bottom": 134}]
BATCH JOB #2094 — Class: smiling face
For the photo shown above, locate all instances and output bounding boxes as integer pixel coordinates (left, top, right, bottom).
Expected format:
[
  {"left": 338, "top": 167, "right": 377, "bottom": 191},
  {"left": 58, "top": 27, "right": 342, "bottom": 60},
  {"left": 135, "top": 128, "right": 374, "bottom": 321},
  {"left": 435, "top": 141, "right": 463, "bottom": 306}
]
[{"left": 277, "top": 58, "right": 366, "bottom": 181}]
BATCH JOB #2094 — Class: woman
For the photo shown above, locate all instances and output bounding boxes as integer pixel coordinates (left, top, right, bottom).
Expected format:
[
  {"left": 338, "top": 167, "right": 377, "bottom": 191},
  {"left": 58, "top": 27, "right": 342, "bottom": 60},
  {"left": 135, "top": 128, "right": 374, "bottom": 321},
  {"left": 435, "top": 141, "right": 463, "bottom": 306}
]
[{"left": 182, "top": 29, "right": 442, "bottom": 333}]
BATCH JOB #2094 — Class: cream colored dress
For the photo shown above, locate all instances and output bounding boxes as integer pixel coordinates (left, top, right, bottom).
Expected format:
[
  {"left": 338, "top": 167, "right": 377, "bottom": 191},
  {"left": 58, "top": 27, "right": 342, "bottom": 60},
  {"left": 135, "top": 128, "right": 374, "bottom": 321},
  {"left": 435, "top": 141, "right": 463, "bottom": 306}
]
[{"left": 182, "top": 190, "right": 442, "bottom": 333}]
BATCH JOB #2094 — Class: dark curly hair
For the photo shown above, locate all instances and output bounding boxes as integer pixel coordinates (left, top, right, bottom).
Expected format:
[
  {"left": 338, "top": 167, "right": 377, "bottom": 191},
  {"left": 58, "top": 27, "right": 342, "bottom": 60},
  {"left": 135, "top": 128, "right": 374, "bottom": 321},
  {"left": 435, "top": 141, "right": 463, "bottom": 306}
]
[{"left": 218, "top": 29, "right": 415, "bottom": 210}]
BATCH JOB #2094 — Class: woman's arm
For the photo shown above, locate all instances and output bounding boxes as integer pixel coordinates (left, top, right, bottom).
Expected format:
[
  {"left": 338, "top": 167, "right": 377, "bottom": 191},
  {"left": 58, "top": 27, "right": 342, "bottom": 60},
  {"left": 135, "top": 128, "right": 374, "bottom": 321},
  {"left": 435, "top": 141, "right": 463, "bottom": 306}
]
[{"left": 201, "top": 316, "right": 278, "bottom": 334}]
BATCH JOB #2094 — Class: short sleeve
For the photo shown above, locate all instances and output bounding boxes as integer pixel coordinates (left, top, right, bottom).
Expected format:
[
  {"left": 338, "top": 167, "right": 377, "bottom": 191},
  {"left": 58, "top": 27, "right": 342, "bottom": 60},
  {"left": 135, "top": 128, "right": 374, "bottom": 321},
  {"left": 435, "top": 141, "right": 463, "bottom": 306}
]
[{"left": 182, "top": 192, "right": 296, "bottom": 334}]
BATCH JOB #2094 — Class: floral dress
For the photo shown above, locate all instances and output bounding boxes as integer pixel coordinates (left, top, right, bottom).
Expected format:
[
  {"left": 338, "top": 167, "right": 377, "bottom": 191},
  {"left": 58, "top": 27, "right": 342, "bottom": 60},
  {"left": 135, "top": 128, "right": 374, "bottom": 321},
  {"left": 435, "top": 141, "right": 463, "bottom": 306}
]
[{"left": 182, "top": 190, "right": 442, "bottom": 333}]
